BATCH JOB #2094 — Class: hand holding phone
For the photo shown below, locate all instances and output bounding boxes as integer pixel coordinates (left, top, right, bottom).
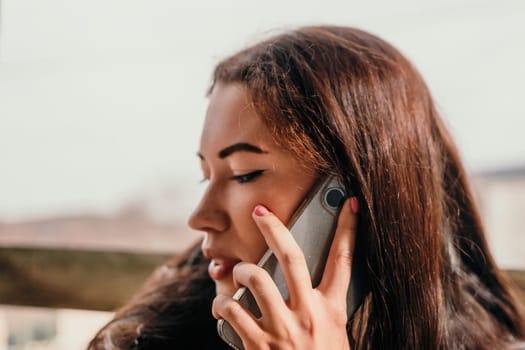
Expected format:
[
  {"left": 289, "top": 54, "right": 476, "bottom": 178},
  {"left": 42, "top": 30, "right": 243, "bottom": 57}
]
[{"left": 215, "top": 177, "right": 366, "bottom": 350}]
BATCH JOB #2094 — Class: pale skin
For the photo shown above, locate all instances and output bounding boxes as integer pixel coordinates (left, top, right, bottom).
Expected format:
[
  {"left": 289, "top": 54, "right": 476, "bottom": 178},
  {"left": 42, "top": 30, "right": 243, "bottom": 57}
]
[{"left": 188, "top": 82, "right": 358, "bottom": 349}]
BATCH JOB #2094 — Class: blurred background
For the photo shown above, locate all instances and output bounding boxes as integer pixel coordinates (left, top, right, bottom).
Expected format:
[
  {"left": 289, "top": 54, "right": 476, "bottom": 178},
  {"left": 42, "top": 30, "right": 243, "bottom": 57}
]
[{"left": 1, "top": 0, "right": 524, "bottom": 348}]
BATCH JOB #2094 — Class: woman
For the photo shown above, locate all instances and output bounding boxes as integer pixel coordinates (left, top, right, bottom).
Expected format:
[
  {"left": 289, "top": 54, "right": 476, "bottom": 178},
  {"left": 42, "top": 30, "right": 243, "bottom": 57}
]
[{"left": 88, "top": 25, "right": 525, "bottom": 349}]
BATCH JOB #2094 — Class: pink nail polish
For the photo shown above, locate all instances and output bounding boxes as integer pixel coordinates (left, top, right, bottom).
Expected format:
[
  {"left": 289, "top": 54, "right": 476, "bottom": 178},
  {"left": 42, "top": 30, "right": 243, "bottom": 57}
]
[
  {"left": 254, "top": 205, "right": 269, "bottom": 216},
  {"left": 350, "top": 197, "right": 359, "bottom": 213}
]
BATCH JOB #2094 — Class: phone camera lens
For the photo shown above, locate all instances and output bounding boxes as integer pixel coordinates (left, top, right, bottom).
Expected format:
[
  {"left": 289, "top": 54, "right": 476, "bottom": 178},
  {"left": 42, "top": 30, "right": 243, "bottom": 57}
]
[{"left": 325, "top": 187, "right": 345, "bottom": 209}]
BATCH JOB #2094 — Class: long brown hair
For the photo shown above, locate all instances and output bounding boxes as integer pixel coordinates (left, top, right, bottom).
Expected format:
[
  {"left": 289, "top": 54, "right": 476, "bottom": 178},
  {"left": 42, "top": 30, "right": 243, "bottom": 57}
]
[
  {"left": 211, "top": 25, "right": 525, "bottom": 349},
  {"left": 89, "top": 25, "right": 524, "bottom": 349}
]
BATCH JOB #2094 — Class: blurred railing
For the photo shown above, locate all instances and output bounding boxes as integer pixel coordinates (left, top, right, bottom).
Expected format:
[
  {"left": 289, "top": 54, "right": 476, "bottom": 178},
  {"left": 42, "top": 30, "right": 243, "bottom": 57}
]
[
  {"left": 0, "top": 247, "right": 524, "bottom": 311},
  {"left": 0, "top": 247, "right": 171, "bottom": 311}
]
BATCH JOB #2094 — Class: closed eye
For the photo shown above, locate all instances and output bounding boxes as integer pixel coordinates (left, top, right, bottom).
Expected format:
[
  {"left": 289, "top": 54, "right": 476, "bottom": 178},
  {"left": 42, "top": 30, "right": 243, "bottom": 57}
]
[{"left": 231, "top": 169, "right": 266, "bottom": 184}]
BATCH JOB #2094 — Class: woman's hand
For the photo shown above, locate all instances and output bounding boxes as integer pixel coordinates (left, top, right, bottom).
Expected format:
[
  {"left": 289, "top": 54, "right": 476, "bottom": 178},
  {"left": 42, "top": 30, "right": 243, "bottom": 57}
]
[{"left": 212, "top": 197, "right": 359, "bottom": 350}]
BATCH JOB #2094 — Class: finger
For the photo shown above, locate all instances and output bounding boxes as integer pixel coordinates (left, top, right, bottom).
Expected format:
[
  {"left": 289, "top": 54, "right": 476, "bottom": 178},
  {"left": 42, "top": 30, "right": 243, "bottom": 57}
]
[
  {"left": 212, "top": 294, "right": 262, "bottom": 343},
  {"left": 252, "top": 205, "right": 312, "bottom": 309},
  {"left": 317, "top": 197, "right": 358, "bottom": 302},
  {"left": 233, "top": 262, "right": 289, "bottom": 328}
]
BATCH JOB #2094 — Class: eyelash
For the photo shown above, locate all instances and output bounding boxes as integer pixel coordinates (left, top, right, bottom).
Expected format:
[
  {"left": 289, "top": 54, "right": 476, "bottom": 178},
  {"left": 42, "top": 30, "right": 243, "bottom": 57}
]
[
  {"left": 231, "top": 169, "right": 266, "bottom": 184},
  {"left": 199, "top": 169, "right": 266, "bottom": 184}
]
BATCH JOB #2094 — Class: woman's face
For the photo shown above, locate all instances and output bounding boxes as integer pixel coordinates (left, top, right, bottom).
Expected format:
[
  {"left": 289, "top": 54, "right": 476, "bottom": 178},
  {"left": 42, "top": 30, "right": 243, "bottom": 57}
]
[{"left": 188, "top": 83, "right": 318, "bottom": 296}]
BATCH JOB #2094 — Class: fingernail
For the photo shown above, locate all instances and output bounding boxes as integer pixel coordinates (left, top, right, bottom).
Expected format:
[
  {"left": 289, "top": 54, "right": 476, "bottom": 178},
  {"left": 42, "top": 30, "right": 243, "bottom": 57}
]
[
  {"left": 254, "top": 205, "right": 269, "bottom": 216},
  {"left": 350, "top": 197, "right": 359, "bottom": 214}
]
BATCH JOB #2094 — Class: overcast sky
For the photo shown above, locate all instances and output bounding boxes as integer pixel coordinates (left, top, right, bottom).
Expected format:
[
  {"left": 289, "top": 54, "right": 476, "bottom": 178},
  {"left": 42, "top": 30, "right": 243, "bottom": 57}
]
[{"left": 1, "top": 0, "right": 524, "bottom": 220}]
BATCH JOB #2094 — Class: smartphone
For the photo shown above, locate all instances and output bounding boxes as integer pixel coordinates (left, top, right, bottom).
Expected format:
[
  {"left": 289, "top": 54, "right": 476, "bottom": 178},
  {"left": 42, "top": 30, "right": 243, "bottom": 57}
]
[{"left": 217, "top": 176, "right": 366, "bottom": 350}]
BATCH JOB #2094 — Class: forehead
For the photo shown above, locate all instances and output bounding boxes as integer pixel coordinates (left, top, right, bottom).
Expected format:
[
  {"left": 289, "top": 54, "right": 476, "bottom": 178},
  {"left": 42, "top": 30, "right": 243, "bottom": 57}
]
[{"left": 200, "top": 83, "right": 274, "bottom": 154}]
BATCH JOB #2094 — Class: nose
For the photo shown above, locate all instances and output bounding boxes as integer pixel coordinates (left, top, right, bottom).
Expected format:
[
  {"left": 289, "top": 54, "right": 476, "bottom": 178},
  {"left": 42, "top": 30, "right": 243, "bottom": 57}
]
[{"left": 187, "top": 185, "right": 229, "bottom": 233}]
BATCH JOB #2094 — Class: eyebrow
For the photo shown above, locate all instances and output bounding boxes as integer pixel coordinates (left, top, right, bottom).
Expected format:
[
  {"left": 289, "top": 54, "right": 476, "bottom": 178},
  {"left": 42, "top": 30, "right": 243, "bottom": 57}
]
[{"left": 198, "top": 142, "right": 268, "bottom": 160}]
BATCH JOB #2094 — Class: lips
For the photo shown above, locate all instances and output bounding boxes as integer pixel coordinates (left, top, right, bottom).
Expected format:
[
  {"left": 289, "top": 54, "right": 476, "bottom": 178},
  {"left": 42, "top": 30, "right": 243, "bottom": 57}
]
[{"left": 208, "top": 258, "right": 241, "bottom": 280}]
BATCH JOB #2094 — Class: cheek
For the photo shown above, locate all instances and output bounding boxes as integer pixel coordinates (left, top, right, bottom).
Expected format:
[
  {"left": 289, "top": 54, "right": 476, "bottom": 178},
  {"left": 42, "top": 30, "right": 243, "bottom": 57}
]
[
  {"left": 225, "top": 187, "right": 268, "bottom": 260},
  {"left": 259, "top": 182, "right": 312, "bottom": 226},
  {"left": 222, "top": 176, "right": 315, "bottom": 262}
]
